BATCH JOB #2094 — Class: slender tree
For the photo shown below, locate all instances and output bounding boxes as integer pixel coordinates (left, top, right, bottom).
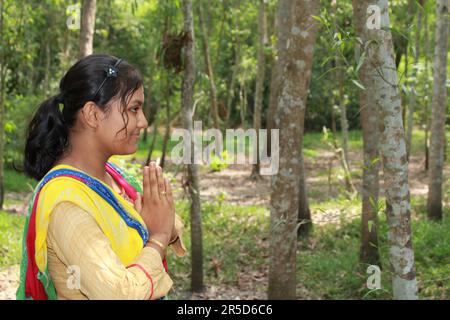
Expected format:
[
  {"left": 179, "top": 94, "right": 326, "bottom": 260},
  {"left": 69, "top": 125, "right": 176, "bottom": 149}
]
[
  {"left": 160, "top": 74, "right": 172, "bottom": 169},
  {"left": 79, "top": 0, "right": 96, "bottom": 58},
  {"left": 225, "top": 1, "right": 241, "bottom": 124},
  {"left": 352, "top": 0, "right": 381, "bottom": 266},
  {"left": 251, "top": 0, "right": 268, "bottom": 179},
  {"left": 405, "top": 0, "right": 424, "bottom": 159},
  {"left": 332, "top": 0, "right": 352, "bottom": 191},
  {"left": 427, "top": 0, "right": 448, "bottom": 221},
  {"left": 269, "top": 0, "right": 319, "bottom": 299},
  {"left": 0, "top": 0, "right": 5, "bottom": 209},
  {"left": 198, "top": 4, "right": 220, "bottom": 129},
  {"left": 182, "top": 0, "right": 204, "bottom": 292},
  {"left": 352, "top": 0, "right": 418, "bottom": 299},
  {"left": 423, "top": 4, "right": 430, "bottom": 171}
]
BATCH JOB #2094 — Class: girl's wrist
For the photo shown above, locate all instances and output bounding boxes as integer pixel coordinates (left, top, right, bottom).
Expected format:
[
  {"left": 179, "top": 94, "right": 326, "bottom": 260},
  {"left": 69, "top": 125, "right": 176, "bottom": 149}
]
[{"left": 146, "top": 242, "right": 166, "bottom": 260}]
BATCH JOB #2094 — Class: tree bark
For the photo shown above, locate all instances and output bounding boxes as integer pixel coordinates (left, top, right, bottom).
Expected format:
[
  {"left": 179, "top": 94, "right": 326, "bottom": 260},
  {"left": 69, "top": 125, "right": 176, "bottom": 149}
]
[
  {"left": 267, "top": 9, "right": 282, "bottom": 156},
  {"left": 427, "top": 0, "right": 448, "bottom": 221},
  {"left": 182, "top": 0, "right": 203, "bottom": 293},
  {"left": 297, "top": 151, "right": 312, "bottom": 237},
  {"left": 198, "top": 5, "right": 220, "bottom": 129},
  {"left": 145, "top": 112, "right": 159, "bottom": 166},
  {"left": 79, "top": 0, "right": 96, "bottom": 58},
  {"left": 160, "top": 75, "right": 172, "bottom": 169},
  {"left": 352, "top": 0, "right": 381, "bottom": 267},
  {"left": 269, "top": 0, "right": 319, "bottom": 299},
  {"left": 251, "top": 0, "right": 268, "bottom": 179},
  {"left": 353, "top": 0, "right": 418, "bottom": 300},
  {"left": 225, "top": 1, "right": 241, "bottom": 124},
  {"left": 43, "top": 40, "right": 51, "bottom": 96},
  {"left": 0, "top": 0, "right": 5, "bottom": 209},
  {"left": 423, "top": 4, "right": 430, "bottom": 171},
  {"left": 405, "top": 0, "right": 423, "bottom": 160},
  {"left": 239, "top": 81, "right": 247, "bottom": 129}
]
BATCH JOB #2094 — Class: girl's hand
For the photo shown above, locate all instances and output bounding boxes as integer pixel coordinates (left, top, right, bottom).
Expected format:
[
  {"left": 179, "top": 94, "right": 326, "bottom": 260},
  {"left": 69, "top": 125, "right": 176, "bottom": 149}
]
[{"left": 135, "top": 162, "right": 175, "bottom": 247}]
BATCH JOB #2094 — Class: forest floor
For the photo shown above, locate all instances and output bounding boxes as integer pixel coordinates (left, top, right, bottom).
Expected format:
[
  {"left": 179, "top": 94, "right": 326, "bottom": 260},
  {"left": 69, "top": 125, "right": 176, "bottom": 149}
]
[{"left": 0, "top": 129, "right": 449, "bottom": 300}]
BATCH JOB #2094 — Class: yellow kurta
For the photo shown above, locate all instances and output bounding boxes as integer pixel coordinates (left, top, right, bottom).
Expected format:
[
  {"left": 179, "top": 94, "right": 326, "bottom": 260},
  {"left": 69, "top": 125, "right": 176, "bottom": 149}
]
[
  {"left": 47, "top": 202, "right": 174, "bottom": 300},
  {"left": 33, "top": 163, "right": 186, "bottom": 300}
]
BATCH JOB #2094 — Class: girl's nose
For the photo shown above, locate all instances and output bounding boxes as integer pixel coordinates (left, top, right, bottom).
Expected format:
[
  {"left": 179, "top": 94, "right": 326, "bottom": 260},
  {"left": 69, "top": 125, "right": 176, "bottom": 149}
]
[{"left": 138, "top": 109, "right": 149, "bottom": 129}]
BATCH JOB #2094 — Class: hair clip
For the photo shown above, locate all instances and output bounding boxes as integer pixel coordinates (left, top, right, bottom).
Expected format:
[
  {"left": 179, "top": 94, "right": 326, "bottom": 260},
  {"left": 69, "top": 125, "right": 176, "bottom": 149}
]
[
  {"left": 92, "top": 58, "right": 123, "bottom": 100},
  {"left": 105, "top": 65, "right": 118, "bottom": 78}
]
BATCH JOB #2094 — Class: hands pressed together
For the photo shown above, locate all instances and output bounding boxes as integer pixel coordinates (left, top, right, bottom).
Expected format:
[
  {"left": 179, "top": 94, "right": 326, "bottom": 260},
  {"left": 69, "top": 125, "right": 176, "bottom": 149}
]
[{"left": 133, "top": 161, "right": 178, "bottom": 259}]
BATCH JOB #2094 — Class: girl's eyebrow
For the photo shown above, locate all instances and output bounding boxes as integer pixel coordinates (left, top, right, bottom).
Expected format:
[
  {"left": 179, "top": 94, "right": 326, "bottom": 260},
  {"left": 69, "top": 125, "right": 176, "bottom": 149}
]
[{"left": 130, "top": 100, "right": 144, "bottom": 106}]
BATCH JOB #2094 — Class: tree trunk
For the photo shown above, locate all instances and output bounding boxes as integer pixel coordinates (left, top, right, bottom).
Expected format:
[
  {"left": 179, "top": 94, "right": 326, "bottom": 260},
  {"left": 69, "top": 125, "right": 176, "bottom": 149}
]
[
  {"left": 214, "top": 0, "right": 228, "bottom": 68},
  {"left": 182, "top": 0, "right": 203, "bottom": 293},
  {"left": 43, "top": 41, "right": 51, "bottom": 96},
  {"left": 160, "top": 77, "right": 172, "bottom": 169},
  {"left": 0, "top": 0, "right": 5, "bottom": 209},
  {"left": 406, "top": 0, "right": 422, "bottom": 160},
  {"left": 269, "top": 0, "right": 319, "bottom": 299},
  {"left": 352, "top": 0, "right": 381, "bottom": 267},
  {"left": 198, "top": 5, "right": 220, "bottom": 129},
  {"left": 239, "top": 81, "right": 247, "bottom": 129},
  {"left": 267, "top": 10, "right": 282, "bottom": 156},
  {"left": 145, "top": 116, "right": 159, "bottom": 166},
  {"left": 332, "top": 0, "right": 351, "bottom": 190},
  {"left": 79, "top": 0, "right": 96, "bottom": 58},
  {"left": 423, "top": 3, "right": 430, "bottom": 171},
  {"left": 427, "top": 0, "right": 448, "bottom": 221},
  {"left": 353, "top": 0, "right": 418, "bottom": 300},
  {"left": 297, "top": 152, "right": 312, "bottom": 237},
  {"left": 251, "top": 0, "right": 268, "bottom": 179}
]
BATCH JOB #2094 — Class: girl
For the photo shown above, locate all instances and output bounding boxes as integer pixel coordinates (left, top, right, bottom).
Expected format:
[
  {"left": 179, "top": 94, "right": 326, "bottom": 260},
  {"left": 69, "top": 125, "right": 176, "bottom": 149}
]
[{"left": 17, "top": 54, "right": 185, "bottom": 300}]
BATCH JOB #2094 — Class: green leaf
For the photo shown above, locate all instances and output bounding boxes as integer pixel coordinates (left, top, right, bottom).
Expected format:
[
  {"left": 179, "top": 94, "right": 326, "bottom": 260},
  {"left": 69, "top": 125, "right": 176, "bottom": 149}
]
[
  {"left": 352, "top": 79, "right": 366, "bottom": 90},
  {"left": 311, "top": 15, "right": 324, "bottom": 24},
  {"left": 321, "top": 56, "right": 334, "bottom": 67},
  {"left": 356, "top": 52, "right": 366, "bottom": 73}
]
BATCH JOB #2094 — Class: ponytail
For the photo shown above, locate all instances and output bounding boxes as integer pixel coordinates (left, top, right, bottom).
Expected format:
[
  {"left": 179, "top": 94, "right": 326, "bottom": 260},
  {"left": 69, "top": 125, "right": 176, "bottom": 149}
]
[{"left": 24, "top": 95, "right": 68, "bottom": 181}]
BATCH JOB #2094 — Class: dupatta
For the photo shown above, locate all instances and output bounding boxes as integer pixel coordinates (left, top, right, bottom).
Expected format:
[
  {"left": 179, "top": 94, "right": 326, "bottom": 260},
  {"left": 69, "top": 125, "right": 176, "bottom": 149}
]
[{"left": 16, "top": 160, "right": 167, "bottom": 300}]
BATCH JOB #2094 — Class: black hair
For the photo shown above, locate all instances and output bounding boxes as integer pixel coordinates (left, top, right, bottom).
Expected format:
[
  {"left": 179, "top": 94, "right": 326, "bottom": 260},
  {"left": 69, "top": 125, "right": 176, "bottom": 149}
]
[{"left": 23, "top": 54, "right": 143, "bottom": 181}]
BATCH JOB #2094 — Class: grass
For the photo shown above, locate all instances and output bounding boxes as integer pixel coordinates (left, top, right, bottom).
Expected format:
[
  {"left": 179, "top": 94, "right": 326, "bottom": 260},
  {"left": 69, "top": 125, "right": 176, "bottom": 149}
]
[
  {"left": 0, "top": 210, "right": 25, "bottom": 269},
  {"left": 4, "top": 169, "right": 36, "bottom": 193},
  {"left": 169, "top": 198, "right": 270, "bottom": 294}
]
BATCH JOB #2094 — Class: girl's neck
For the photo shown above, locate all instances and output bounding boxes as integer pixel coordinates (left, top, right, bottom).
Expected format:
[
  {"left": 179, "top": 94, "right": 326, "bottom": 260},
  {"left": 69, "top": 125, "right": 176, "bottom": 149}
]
[{"left": 55, "top": 153, "right": 111, "bottom": 186}]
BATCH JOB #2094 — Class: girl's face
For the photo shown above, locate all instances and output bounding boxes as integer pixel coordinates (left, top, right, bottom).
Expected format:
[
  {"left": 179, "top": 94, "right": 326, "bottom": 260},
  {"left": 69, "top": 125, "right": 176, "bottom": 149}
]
[{"left": 97, "top": 85, "right": 148, "bottom": 155}]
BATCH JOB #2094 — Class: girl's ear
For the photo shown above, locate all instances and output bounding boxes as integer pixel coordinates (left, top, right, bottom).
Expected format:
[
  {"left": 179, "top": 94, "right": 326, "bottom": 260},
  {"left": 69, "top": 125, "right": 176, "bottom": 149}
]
[{"left": 80, "top": 101, "right": 101, "bottom": 129}]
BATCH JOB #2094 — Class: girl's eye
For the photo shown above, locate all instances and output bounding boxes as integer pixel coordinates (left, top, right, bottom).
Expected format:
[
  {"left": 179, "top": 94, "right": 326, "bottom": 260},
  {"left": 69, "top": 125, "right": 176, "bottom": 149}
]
[{"left": 130, "top": 107, "right": 139, "bottom": 113}]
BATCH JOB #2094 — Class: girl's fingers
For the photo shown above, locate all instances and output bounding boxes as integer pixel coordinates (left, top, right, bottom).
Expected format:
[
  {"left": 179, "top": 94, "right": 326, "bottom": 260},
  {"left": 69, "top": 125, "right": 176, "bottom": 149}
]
[
  {"left": 156, "top": 166, "right": 166, "bottom": 199},
  {"left": 149, "top": 162, "right": 159, "bottom": 200}
]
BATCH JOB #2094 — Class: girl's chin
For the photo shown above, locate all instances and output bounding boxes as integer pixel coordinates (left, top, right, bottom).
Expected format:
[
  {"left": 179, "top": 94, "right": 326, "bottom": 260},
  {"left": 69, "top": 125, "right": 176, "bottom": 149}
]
[{"left": 115, "top": 144, "right": 138, "bottom": 155}]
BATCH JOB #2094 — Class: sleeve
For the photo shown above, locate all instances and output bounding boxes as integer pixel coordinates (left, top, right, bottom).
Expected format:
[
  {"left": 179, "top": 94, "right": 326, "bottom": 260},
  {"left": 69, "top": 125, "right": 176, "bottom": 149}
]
[
  {"left": 169, "top": 214, "right": 187, "bottom": 257},
  {"left": 47, "top": 201, "right": 173, "bottom": 300}
]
